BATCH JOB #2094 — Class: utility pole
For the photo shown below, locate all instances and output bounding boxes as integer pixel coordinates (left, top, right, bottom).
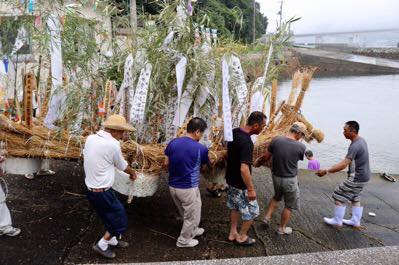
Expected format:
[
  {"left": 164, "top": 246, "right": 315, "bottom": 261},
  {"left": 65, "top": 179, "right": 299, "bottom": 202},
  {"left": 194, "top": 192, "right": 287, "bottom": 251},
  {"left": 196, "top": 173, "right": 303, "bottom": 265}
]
[
  {"left": 130, "top": 0, "right": 137, "bottom": 31},
  {"left": 278, "top": 0, "right": 284, "bottom": 29},
  {"left": 252, "top": 0, "right": 256, "bottom": 43}
]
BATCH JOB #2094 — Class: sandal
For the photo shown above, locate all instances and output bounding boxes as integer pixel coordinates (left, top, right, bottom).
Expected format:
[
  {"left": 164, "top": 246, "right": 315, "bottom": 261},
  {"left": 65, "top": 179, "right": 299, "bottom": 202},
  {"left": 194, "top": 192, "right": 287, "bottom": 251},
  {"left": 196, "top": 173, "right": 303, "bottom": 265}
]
[
  {"left": 234, "top": 236, "right": 256, "bottom": 246},
  {"left": 381, "top": 172, "right": 396, "bottom": 182},
  {"left": 206, "top": 188, "right": 221, "bottom": 198}
]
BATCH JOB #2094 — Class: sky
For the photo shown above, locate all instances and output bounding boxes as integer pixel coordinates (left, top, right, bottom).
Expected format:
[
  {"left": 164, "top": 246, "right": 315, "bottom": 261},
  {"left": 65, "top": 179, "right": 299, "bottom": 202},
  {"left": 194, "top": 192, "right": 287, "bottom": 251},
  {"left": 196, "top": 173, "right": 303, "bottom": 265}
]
[{"left": 259, "top": 0, "right": 399, "bottom": 34}]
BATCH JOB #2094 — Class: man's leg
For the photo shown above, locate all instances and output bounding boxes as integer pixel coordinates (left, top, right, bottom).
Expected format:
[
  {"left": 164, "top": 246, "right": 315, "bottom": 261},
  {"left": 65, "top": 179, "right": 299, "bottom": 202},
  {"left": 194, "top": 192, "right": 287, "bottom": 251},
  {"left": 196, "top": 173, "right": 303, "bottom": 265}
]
[
  {"left": 278, "top": 207, "right": 292, "bottom": 230},
  {"left": 343, "top": 200, "right": 363, "bottom": 227},
  {"left": 176, "top": 188, "right": 199, "bottom": 247},
  {"left": 236, "top": 220, "right": 253, "bottom": 242},
  {"left": 192, "top": 188, "right": 204, "bottom": 236},
  {"left": 264, "top": 198, "right": 279, "bottom": 222},
  {"left": 229, "top": 210, "right": 240, "bottom": 241},
  {"left": 170, "top": 187, "right": 184, "bottom": 218}
]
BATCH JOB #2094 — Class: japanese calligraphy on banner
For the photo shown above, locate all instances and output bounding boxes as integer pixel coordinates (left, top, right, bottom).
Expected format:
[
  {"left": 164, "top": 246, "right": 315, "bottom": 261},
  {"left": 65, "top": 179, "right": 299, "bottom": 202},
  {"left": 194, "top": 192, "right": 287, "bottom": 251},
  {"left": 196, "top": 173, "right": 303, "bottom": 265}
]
[
  {"left": 222, "top": 55, "right": 233, "bottom": 142},
  {"left": 130, "top": 63, "right": 152, "bottom": 125},
  {"left": 117, "top": 54, "right": 134, "bottom": 116},
  {"left": 229, "top": 55, "right": 248, "bottom": 127}
]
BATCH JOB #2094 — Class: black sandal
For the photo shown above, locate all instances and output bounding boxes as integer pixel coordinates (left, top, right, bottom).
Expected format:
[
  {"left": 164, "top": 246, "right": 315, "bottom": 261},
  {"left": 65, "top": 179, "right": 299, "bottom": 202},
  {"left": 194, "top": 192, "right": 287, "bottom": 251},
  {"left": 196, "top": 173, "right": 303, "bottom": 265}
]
[{"left": 206, "top": 188, "right": 221, "bottom": 198}]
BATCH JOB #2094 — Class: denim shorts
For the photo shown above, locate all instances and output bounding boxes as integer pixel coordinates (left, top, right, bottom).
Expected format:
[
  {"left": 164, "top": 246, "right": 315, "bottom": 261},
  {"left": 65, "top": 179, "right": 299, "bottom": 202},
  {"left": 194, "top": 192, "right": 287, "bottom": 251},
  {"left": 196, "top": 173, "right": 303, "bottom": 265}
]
[{"left": 226, "top": 185, "right": 259, "bottom": 221}]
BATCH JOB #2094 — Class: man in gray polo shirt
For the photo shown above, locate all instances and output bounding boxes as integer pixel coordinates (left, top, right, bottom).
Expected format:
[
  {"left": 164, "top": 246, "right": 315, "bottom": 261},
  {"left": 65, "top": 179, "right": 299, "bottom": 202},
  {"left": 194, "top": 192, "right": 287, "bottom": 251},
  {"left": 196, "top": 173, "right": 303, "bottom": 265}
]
[
  {"left": 255, "top": 122, "right": 306, "bottom": 235},
  {"left": 317, "top": 121, "right": 371, "bottom": 228}
]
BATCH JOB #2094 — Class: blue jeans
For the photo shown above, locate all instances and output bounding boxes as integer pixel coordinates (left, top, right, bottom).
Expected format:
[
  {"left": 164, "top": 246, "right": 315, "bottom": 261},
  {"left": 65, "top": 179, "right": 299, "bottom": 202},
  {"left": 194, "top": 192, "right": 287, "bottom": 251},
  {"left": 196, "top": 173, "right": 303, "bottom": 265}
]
[{"left": 86, "top": 188, "right": 128, "bottom": 237}]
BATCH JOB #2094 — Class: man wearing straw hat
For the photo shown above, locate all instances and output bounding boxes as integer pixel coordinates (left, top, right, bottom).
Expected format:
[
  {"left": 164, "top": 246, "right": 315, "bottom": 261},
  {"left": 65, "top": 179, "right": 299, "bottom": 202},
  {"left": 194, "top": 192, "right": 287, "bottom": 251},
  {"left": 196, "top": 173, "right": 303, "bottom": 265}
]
[
  {"left": 83, "top": 114, "right": 137, "bottom": 259},
  {"left": 316, "top": 121, "right": 370, "bottom": 229},
  {"left": 256, "top": 122, "right": 307, "bottom": 235}
]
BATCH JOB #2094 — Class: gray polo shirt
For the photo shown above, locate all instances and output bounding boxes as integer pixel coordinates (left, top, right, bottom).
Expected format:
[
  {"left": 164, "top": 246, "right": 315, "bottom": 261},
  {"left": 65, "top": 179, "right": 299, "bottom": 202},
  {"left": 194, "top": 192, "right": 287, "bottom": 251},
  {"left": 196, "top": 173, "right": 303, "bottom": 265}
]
[{"left": 346, "top": 137, "right": 371, "bottom": 183}]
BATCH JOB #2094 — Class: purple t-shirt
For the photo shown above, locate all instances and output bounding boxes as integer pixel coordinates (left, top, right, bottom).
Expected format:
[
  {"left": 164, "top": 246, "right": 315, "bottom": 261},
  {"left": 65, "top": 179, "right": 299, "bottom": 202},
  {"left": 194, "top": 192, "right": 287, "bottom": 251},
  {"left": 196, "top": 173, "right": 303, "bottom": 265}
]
[
  {"left": 165, "top": 137, "right": 209, "bottom": 189},
  {"left": 307, "top": 159, "right": 320, "bottom": 171}
]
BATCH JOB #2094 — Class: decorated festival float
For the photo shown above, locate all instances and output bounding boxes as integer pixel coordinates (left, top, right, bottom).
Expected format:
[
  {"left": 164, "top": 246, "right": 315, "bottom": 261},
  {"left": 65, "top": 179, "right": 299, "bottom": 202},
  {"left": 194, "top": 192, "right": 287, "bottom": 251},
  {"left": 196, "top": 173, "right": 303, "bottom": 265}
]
[{"left": 0, "top": 0, "right": 324, "bottom": 201}]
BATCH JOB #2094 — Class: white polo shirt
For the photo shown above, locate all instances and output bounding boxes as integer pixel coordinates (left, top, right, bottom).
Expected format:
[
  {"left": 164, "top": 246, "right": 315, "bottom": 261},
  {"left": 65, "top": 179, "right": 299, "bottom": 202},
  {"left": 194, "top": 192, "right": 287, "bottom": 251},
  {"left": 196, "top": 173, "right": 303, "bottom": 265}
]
[{"left": 83, "top": 130, "right": 128, "bottom": 189}]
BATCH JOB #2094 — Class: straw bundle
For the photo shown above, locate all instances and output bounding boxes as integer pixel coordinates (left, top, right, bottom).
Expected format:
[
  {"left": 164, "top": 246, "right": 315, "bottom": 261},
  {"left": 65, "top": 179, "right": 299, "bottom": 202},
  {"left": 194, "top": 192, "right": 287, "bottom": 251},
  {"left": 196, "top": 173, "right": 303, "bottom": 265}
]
[
  {"left": 39, "top": 72, "right": 52, "bottom": 119},
  {"left": 253, "top": 68, "right": 323, "bottom": 167},
  {"left": 287, "top": 70, "right": 301, "bottom": 105},
  {"left": 269, "top": 79, "right": 278, "bottom": 117},
  {"left": 294, "top": 68, "right": 316, "bottom": 112}
]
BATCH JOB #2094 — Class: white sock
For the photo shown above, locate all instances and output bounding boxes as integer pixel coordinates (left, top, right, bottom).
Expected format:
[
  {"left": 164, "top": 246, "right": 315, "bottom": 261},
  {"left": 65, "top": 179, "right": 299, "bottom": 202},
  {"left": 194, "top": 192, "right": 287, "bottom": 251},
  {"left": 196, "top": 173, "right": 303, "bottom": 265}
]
[
  {"left": 107, "top": 236, "right": 118, "bottom": 246},
  {"left": 98, "top": 238, "right": 109, "bottom": 251}
]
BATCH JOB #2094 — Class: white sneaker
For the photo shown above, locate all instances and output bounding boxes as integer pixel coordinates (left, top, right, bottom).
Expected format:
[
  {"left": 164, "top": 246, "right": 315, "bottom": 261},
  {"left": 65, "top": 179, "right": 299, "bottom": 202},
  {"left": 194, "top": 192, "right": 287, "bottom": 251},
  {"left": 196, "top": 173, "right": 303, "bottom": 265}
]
[
  {"left": 276, "top": 226, "right": 293, "bottom": 235},
  {"left": 176, "top": 239, "right": 199, "bottom": 248},
  {"left": 0, "top": 226, "right": 21, "bottom": 236},
  {"left": 36, "top": 170, "right": 56, "bottom": 176},
  {"left": 24, "top": 173, "right": 35, "bottom": 180},
  {"left": 195, "top": 228, "right": 205, "bottom": 237}
]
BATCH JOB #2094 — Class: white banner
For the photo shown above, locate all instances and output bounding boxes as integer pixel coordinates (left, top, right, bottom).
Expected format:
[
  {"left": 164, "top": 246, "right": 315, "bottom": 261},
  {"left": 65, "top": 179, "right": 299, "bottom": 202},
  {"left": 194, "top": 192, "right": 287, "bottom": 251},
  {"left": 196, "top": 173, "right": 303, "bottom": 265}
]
[
  {"left": 175, "top": 56, "right": 187, "bottom": 105},
  {"left": 47, "top": 15, "right": 63, "bottom": 92},
  {"left": 117, "top": 53, "right": 134, "bottom": 116},
  {"left": 222, "top": 56, "right": 233, "bottom": 142},
  {"left": 250, "top": 90, "right": 265, "bottom": 113},
  {"left": 130, "top": 63, "right": 152, "bottom": 125},
  {"left": 44, "top": 14, "right": 64, "bottom": 129},
  {"left": 229, "top": 55, "right": 247, "bottom": 127}
]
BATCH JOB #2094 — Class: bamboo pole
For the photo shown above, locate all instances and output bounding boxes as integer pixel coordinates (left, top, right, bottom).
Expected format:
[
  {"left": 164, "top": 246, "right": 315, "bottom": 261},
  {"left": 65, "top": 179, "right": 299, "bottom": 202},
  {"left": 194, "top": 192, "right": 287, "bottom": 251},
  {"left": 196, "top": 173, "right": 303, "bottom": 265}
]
[
  {"left": 23, "top": 73, "right": 35, "bottom": 129},
  {"left": 269, "top": 79, "right": 277, "bottom": 118}
]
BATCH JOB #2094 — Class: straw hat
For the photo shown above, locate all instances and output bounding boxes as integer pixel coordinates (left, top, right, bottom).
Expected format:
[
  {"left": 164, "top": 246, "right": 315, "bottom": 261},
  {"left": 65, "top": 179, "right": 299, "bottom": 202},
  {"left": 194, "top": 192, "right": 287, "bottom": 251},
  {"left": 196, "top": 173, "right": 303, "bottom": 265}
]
[{"left": 103, "top": 115, "right": 135, "bottom": 132}]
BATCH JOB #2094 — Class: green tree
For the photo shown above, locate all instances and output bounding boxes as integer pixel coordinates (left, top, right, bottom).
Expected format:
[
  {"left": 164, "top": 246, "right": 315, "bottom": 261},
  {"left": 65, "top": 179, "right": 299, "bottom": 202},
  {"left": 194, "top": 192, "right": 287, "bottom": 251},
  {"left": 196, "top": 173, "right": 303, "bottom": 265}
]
[{"left": 112, "top": 0, "right": 268, "bottom": 43}]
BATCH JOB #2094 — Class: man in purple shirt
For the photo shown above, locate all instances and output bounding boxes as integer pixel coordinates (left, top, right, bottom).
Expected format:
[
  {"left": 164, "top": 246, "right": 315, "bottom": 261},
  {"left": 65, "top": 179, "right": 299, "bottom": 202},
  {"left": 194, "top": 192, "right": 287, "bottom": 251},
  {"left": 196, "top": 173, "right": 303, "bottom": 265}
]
[
  {"left": 305, "top": 150, "right": 320, "bottom": 171},
  {"left": 165, "top": 117, "right": 209, "bottom": 248}
]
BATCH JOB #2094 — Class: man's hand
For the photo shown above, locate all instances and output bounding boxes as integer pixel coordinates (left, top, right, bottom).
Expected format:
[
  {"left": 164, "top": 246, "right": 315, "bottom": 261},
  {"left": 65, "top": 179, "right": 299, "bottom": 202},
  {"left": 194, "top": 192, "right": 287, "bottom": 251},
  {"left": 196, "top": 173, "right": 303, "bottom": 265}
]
[
  {"left": 316, "top": 169, "right": 327, "bottom": 177},
  {"left": 254, "top": 156, "right": 264, "bottom": 168},
  {"left": 129, "top": 171, "right": 137, "bottom": 181},
  {"left": 125, "top": 166, "right": 137, "bottom": 181},
  {"left": 247, "top": 190, "right": 257, "bottom": 201}
]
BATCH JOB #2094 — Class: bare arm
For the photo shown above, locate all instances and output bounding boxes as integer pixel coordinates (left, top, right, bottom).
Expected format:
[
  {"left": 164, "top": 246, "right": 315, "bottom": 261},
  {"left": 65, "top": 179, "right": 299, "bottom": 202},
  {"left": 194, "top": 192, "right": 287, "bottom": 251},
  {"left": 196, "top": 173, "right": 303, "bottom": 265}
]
[
  {"left": 316, "top": 158, "right": 351, "bottom": 177},
  {"left": 124, "top": 165, "right": 137, "bottom": 181},
  {"left": 254, "top": 149, "right": 272, "bottom": 167},
  {"left": 241, "top": 163, "right": 256, "bottom": 200}
]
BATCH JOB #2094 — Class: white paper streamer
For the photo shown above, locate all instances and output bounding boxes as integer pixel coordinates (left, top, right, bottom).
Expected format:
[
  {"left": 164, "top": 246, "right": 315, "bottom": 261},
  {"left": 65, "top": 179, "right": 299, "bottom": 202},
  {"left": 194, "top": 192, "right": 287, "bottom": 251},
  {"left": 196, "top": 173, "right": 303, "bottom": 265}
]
[
  {"left": 47, "top": 15, "right": 63, "bottom": 92},
  {"left": 250, "top": 90, "right": 265, "bottom": 113},
  {"left": 222, "top": 56, "right": 233, "bottom": 142},
  {"left": 130, "top": 63, "right": 152, "bottom": 125},
  {"left": 176, "top": 4, "right": 188, "bottom": 30},
  {"left": 10, "top": 27, "right": 27, "bottom": 55},
  {"left": 162, "top": 31, "right": 175, "bottom": 48},
  {"left": 173, "top": 78, "right": 195, "bottom": 127},
  {"left": 44, "top": 15, "right": 64, "bottom": 129},
  {"left": 175, "top": 56, "right": 187, "bottom": 105}
]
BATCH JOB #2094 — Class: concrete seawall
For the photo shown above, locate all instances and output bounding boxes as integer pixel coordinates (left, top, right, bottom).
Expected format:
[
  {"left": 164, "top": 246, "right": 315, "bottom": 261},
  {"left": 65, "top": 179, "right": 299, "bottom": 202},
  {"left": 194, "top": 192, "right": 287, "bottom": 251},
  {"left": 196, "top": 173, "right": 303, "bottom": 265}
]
[{"left": 291, "top": 48, "right": 399, "bottom": 77}]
